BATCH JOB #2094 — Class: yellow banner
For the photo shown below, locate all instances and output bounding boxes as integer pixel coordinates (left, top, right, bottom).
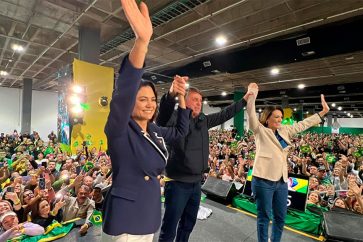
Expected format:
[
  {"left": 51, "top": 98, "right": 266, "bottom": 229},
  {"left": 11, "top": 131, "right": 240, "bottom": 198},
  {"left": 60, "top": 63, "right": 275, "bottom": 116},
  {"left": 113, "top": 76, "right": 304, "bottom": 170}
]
[{"left": 71, "top": 59, "right": 114, "bottom": 153}]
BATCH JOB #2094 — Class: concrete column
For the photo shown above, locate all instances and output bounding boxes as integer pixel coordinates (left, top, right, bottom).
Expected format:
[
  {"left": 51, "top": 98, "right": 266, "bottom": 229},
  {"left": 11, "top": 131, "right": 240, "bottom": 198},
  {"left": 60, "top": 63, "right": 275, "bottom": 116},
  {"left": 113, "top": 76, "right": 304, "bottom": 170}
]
[
  {"left": 327, "top": 114, "right": 333, "bottom": 126},
  {"left": 233, "top": 88, "right": 244, "bottom": 138},
  {"left": 21, "top": 78, "right": 32, "bottom": 134},
  {"left": 79, "top": 24, "right": 101, "bottom": 64}
]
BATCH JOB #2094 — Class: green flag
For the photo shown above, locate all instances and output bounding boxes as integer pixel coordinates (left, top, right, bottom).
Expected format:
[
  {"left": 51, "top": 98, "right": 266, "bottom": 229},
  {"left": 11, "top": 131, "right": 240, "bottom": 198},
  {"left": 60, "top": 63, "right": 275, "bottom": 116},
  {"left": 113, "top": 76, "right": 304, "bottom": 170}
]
[
  {"left": 59, "top": 143, "right": 71, "bottom": 154},
  {"left": 44, "top": 147, "right": 54, "bottom": 156},
  {"left": 73, "top": 141, "right": 79, "bottom": 147},
  {"left": 300, "top": 145, "right": 311, "bottom": 153},
  {"left": 230, "top": 141, "right": 238, "bottom": 149},
  {"left": 89, "top": 210, "right": 103, "bottom": 226},
  {"left": 9, "top": 221, "right": 74, "bottom": 242},
  {"left": 249, "top": 152, "right": 255, "bottom": 160},
  {"left": 353, "top": 151, "right": 361, "bottom": 158},
  {"left": 83, "top": 161, "right": 94, "bottom": 172},
  {"left": 326, "top": 153, "right": 336, "bottom": 163}
]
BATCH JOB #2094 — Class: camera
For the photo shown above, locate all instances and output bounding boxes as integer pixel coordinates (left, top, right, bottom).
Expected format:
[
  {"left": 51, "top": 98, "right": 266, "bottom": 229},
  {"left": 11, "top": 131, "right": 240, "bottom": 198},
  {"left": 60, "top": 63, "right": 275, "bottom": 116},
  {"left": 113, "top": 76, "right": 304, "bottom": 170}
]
[{"left": 99, "top": 96, "right": 108, "bottom": 107}]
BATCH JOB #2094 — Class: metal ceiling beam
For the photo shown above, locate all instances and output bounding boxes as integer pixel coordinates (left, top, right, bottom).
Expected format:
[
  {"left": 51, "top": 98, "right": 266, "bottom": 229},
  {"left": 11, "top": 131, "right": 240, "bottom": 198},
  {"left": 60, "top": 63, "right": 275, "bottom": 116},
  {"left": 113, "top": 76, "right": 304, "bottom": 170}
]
[{"left": 9, "top": 0, "right": 100, "bottom": 87}]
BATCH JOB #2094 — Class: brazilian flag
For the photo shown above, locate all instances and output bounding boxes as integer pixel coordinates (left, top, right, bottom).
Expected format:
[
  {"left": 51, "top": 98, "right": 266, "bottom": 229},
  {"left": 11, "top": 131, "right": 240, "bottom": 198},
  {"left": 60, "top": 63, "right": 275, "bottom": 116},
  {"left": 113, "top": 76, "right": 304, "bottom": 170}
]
[
  {"left": 83, "top": 161, "right": 94, "bottom": 172},
  {"left": 249, "top": 152, "right": 255, "bottom": 160},
  {"left": 230, "top": 141, "right": 238, "bottom": 149},
  {"left": 300, "top": 145, "right": 311, "bottom": 153},
  {"left": 353, "top": 151, "right": 361, "bottom": 158},
  {"left": 90, "top": 210, "right": 103, "bottom": 226},
  {"left": 326, "top": 153, "right": 336, "bottom": 163},
  {"left": 9, "top": 221, "right": 74, "bottom": 242}
]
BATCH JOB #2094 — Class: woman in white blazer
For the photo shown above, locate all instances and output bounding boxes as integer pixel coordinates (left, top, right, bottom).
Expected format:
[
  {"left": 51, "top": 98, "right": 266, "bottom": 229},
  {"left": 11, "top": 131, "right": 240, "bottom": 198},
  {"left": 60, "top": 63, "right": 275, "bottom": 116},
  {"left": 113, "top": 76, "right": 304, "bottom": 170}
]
[{"left": 246, "top": 83, "right": 329, "bottom": 242}]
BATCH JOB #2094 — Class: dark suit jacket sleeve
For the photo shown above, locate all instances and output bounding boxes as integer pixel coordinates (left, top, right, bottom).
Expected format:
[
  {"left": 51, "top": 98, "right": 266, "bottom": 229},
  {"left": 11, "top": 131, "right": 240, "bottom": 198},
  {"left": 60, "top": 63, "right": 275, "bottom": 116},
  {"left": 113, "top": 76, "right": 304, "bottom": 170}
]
[
  {"left": 156, "top": 92, "right": 177, "bottom": 127},
  {"left": 206, "top": 99, "right": 247, "bottom": 129},
  {"left": 104, "top": 56, "right": 144, "bottom": 137},
  {"left": 157, "top": 107, "right": 191, "bottom": 143}
]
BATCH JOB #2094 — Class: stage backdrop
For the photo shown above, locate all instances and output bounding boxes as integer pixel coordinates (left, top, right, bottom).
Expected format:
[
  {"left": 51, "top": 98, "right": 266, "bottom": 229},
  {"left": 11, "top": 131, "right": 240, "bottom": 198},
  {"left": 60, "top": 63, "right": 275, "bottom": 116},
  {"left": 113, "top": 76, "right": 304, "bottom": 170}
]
[{"left": 71, "top": 59, "right": 114, "bottom": 153}]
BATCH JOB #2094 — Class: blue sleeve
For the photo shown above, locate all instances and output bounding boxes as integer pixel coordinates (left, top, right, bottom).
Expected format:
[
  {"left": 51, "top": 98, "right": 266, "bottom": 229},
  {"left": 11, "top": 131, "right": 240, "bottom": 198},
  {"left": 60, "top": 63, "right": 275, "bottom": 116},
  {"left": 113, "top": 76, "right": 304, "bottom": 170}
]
[
  {"left": 206, "top": 99, "right": 246, "bottom": 128},
  {"left": 156, "top": 93, "right": 177, "bottom": 127},
  {"left": 157, "top": 107, "right": 190, "bottom": 143},
  {"left": 105, "top": 56, "right": 144, "bottom": 137}
]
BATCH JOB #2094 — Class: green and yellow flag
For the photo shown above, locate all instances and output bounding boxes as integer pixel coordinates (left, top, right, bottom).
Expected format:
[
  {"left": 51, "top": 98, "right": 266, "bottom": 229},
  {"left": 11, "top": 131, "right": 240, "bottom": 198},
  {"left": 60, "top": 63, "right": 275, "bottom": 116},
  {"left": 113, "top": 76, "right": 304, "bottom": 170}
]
[
  {"left": 9, "top": 221, "right": 74, "bottom": 242},
  {"left": 89, "top": 210, "right": 103, "bottom": 226},
  {"left": 300, "top": 145, "right": 311, "bottom": 153}
]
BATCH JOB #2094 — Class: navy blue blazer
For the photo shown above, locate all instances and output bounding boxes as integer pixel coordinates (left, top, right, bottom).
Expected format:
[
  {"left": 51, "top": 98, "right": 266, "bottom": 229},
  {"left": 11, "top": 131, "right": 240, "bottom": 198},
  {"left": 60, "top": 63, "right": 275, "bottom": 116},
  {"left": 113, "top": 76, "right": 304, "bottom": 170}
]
[{"left": 102, "top": 57, "right": 190, "bottom": 236}]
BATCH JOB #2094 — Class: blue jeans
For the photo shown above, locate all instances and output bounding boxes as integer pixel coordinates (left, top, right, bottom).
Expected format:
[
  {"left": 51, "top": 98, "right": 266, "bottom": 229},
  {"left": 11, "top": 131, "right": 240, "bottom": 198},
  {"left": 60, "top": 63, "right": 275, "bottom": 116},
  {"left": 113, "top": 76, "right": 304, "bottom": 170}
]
[
  {"left": 252, "top": 177, "right": 288, "bottom": 242},
  {"left": 159, "top": 181, "right": 201, "bottom": 242}
]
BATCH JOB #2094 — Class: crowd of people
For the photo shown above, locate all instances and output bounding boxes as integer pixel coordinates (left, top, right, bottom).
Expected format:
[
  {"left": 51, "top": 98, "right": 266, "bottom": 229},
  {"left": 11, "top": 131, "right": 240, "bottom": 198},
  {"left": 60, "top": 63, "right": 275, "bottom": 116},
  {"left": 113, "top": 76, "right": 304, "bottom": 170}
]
[
  {"left": 0, "top": 130, "right": 112, "bottom": 241},
  {"left": 0, "top": 1, "right": 362, "bottom": 242},
  {"left": 1, "top": 128, "right": 361, "bottom": 241},
  {"left": 206, "top": 129, "right": 363, "bottom": 214}
]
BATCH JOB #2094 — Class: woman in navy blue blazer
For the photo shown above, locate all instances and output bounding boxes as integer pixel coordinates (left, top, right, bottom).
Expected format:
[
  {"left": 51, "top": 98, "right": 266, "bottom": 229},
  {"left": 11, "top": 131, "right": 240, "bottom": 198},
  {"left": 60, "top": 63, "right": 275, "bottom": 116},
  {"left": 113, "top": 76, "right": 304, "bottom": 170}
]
[{"left": 101, "top": 1, "right": 190, "bottom": 241}]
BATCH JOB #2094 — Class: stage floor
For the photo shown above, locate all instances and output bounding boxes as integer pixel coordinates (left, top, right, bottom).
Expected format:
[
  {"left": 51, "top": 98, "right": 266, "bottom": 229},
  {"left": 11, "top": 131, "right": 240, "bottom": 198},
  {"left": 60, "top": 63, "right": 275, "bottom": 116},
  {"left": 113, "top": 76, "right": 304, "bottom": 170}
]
[{"left": 58, "top": 198, "right": 322, "bottom": 242}]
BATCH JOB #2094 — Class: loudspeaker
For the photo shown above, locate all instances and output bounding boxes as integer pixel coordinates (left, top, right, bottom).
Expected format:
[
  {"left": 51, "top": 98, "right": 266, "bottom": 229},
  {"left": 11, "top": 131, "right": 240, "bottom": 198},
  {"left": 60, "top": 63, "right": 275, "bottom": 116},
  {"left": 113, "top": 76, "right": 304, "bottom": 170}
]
[
  {"left": 323, "top": 209, "right": 363, "bottom": 242},
  {"left": 201, "top": 177, "right": 237, "bottom": 203}
]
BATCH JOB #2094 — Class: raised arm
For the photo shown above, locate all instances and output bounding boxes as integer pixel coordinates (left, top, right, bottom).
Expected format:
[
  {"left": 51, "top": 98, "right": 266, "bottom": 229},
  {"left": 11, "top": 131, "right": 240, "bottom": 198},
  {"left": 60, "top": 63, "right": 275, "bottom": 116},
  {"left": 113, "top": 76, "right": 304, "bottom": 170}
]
[
  {"left": 157, "top": 75, "right": 187, "bottom": 127},
  {"left": 105, "top": 0, "right": 153, "bottom": 137},
  {"left": 284, "top": 94, "right": 330, "bottom": 137},
  {"left": 246, "top": 83, "right": 260, "bottom": 133}
]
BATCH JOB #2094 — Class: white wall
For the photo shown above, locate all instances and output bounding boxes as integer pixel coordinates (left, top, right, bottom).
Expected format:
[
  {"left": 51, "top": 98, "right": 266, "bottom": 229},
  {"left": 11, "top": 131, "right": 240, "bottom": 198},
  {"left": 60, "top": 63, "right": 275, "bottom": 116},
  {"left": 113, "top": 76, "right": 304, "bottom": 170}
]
[
  {"left": 335, "top": 118, "right": 363, "bottom": 128},
  {"left": 0, "top": 87, "right": 22, "bottom": 133},
  {"left": 31, "top": 90, "right": 58, "bottom": 139},
  {"left": 0, "top": 87, "right": 57, "bottom": 139}
]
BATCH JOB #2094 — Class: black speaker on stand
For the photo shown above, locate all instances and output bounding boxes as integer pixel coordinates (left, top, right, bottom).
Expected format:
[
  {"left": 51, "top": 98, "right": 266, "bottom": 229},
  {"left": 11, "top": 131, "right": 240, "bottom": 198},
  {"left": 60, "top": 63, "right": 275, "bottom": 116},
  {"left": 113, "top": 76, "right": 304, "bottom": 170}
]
[
  {"left": 323, "top": 209, "right": 363, "bottom": 242},
  {"left": 201, "top": 176, "right": 238, "bottom": 204}
]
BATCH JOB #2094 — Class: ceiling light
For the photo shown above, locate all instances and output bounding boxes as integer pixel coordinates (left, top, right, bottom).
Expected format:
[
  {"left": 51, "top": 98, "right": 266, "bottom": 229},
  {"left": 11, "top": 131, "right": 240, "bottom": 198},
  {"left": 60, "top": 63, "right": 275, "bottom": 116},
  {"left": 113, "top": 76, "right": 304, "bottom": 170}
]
[
  {"left": 69, "top": 95, "right": 81, "bottom": 105},
  {"left": 71, "top": 106, "right": 83, "bottom": 114},
  {"left": 332, "top": 103, "right": 336, "bottom": 107},
  {"left": 293, "top": 108, "right": 297, "bottom": 111},
  {"left": 243, "top": 107, "right": 246, "bottom": 110},
  {"left": 298, "top": 84, "right": 305, "bottom": 89},
  {"left": 11, "top": 44, "right": 24, "bottom": 52},
  {"left": 258, "top": 108, "right": 262, "bottom": 113},
  {"left": 221, "top": 91, "right": 227, "bottom": 96},
  {"left": 306, "top": 111, "right": 309, "bottom": 114},
  {"left": 203, "top": 100, "right": 208, "bottom": 105},
  {"left": 270, "top": 68, "right": 280, "bottom": 75},
  {"left": 337, "top": 106, "right": 342, "bottom": 111},
  {"left": 72, "top": 85, "right": 84, "bottom": 94},
  {"left": 0, "top": 71, "right": 8, "bottom": 76},
  {"left": 215, "top": 35, "right": 227, "bottom": 46},
  {"left": 344, "top": 111, "right": 347, "bottom": 113},
  {"left": 347, "top": 113, "right": 350, "bottom": 116},
  {"left": 185, "top": 83, "right": 190, "bottom": 89}
]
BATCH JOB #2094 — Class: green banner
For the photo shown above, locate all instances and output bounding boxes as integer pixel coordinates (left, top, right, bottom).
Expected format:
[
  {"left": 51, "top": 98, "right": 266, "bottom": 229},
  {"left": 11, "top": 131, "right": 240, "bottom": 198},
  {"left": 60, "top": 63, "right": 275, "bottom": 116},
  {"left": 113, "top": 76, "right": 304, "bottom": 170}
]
[{"left": 232, "top": 195, "right": 324, "bottom": 235}]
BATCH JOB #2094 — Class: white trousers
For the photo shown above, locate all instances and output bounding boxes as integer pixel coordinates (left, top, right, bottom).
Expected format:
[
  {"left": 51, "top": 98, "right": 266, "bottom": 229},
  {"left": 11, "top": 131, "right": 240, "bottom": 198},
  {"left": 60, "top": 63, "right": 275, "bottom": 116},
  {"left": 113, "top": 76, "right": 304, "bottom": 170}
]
[{"left": 101, "top": 232, "right": 154, "bottom": 242}]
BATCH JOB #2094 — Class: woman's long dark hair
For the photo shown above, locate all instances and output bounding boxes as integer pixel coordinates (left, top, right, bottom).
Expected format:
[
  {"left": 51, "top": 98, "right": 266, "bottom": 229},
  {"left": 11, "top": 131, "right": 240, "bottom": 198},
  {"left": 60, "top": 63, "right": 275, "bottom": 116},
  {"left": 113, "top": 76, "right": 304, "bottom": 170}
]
[{"left": 138, "top": 80, "right": 158, "bottom": 122}]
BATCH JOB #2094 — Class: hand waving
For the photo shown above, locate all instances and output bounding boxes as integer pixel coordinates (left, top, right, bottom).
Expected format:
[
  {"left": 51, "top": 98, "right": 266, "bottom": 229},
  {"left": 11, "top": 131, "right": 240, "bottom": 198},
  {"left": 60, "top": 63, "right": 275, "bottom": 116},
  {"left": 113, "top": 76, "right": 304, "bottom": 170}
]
[
  {"left": 320, "top": 94, "right": 330, "bottom": 116},
  {"left": 121, "top": 0, "right": 152, "bottom": 45}
]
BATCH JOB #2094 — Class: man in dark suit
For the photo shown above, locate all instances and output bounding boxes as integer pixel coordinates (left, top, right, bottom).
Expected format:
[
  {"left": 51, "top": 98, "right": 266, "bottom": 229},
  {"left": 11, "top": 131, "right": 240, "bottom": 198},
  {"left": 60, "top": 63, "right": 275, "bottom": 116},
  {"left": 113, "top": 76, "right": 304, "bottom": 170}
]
[{"left": 157, "top": 78, "right": 251, "bottom": 242}]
